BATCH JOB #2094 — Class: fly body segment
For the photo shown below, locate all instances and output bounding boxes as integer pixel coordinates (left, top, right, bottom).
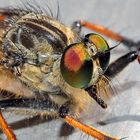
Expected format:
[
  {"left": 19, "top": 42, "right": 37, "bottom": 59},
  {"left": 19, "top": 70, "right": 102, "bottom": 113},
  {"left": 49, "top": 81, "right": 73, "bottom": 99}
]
[{"left": 0, "top": 2, "right": 139, "bottom": 140}]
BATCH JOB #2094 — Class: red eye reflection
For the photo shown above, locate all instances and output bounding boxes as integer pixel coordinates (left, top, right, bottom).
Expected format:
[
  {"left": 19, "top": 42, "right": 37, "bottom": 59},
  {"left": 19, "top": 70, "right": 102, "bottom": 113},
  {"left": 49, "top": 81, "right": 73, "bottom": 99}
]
[{"left": 60, "top": 43, "right": 93, "bottom": 88}]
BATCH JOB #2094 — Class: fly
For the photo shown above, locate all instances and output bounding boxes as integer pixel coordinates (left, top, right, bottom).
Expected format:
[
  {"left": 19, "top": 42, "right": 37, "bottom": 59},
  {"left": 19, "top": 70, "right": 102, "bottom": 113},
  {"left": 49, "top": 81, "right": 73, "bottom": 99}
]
[{"left": 0, "top": 3, "right": 139, "bottom": 140}]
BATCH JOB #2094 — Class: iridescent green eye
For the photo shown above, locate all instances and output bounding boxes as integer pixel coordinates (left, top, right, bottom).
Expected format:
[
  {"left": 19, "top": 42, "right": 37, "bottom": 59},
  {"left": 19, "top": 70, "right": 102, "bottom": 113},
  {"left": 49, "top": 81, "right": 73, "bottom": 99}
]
[
  {"left": 60, "top": 43, "right": 93, "bottom": 88},
  {"left": 85, "top": 33, "right": 110, "bottom": 72}
]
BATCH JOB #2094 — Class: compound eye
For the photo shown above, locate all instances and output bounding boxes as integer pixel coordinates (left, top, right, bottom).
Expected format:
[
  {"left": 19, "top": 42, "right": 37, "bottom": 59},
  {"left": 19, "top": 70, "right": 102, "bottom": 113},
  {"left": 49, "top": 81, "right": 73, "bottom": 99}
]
[
  {"left": 60, "top": 43, "right": 93, "bottom": 88},
  {"left": 85, "top": 33, "right": 110, "bottom": 72}
]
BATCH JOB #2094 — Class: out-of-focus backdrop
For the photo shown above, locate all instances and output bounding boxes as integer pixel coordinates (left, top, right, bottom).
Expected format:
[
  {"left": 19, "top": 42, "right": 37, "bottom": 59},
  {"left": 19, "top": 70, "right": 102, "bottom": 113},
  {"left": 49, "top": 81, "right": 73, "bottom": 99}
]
[{"left": 0, "top": 0, "right": 140, "bottom": 140}]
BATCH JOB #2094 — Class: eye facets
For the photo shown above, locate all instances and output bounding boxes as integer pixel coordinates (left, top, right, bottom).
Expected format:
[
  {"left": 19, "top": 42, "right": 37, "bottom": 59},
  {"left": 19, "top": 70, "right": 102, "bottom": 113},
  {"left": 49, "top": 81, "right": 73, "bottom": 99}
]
[{"left": 60, "top": 43, "right": 93, "bottom": 88}]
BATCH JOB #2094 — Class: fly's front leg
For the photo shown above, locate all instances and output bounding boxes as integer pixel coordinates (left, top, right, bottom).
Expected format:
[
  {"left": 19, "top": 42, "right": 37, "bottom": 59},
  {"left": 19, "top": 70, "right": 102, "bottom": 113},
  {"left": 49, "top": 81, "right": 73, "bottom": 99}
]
[
  {"left": 72, "top": 20, "right": 140, "bottom": 51},
  {"left": 59, "top": 105, "right": 118, "bottom": 140},
  {"left": 105, "top": 51, "right": 138, "bottom": 78},
  {"left": 0, "top": 111, "right": 16, "bottom": 140}
]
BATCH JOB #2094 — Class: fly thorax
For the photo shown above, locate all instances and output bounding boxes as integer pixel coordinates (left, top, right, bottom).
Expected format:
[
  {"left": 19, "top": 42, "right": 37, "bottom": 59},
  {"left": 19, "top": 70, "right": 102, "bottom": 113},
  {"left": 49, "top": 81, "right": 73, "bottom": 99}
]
[
  {"left": 1, "top": 12, "right": 78, "bottom": 94},
  {"left": 14, "top": 55, "right": 61, "bottom": 94}
]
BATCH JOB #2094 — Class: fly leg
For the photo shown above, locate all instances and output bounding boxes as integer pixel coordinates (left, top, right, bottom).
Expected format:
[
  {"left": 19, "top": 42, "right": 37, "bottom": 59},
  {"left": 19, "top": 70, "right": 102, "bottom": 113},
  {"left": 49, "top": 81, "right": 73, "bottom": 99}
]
[
  {"left": 0, "top": 98, "right": 60, "bottom": 140},
  {"left": 105, "top": 51, "right": 138, "bottom": 78},
  {"left": 0, "top": 98, "right": 59, "bottom": 113},
  {"left": 0, "top": 111, "right": 16, "bottom": 140},
  {"left": 59, "top": 105, "right": 118, "bottom": 140}
]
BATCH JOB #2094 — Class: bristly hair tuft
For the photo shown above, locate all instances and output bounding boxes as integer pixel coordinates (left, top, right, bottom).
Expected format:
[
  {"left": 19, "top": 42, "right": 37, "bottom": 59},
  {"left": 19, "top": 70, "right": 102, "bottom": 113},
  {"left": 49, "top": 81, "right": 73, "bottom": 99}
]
[{"left": 14, "top": 0, "right": 61, "bottom": 20}]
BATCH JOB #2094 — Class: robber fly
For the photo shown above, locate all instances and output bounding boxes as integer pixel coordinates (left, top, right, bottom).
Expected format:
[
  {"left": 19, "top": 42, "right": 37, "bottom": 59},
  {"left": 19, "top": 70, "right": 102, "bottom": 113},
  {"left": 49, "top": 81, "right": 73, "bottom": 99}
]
[{"left": 0, "top": 3, "right": 139, "bottom": 140}]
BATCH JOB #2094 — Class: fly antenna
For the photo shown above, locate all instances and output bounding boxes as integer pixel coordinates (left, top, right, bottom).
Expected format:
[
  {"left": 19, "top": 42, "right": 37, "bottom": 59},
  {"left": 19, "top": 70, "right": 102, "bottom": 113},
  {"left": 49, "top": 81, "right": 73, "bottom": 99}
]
[
  {"left": 119, "top": 136, "right": 129, "bottom": 140},
  {"left": 92, "top": 43, "right": 120, "bottom": 60}
]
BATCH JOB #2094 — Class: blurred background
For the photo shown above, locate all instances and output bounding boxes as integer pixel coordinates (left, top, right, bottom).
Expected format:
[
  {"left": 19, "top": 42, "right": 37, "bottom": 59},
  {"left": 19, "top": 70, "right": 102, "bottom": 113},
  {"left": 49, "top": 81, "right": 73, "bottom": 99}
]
[{"left": 0, "top": 0, "right": 140, "bottom": 140}]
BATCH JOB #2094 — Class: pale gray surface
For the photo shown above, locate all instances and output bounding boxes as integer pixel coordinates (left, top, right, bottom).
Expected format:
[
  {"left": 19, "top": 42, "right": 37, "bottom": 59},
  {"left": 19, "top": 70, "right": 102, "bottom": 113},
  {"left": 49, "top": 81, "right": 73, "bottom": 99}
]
[{"left": 0, "top": 0, "right": 140, "bottom": 140}]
